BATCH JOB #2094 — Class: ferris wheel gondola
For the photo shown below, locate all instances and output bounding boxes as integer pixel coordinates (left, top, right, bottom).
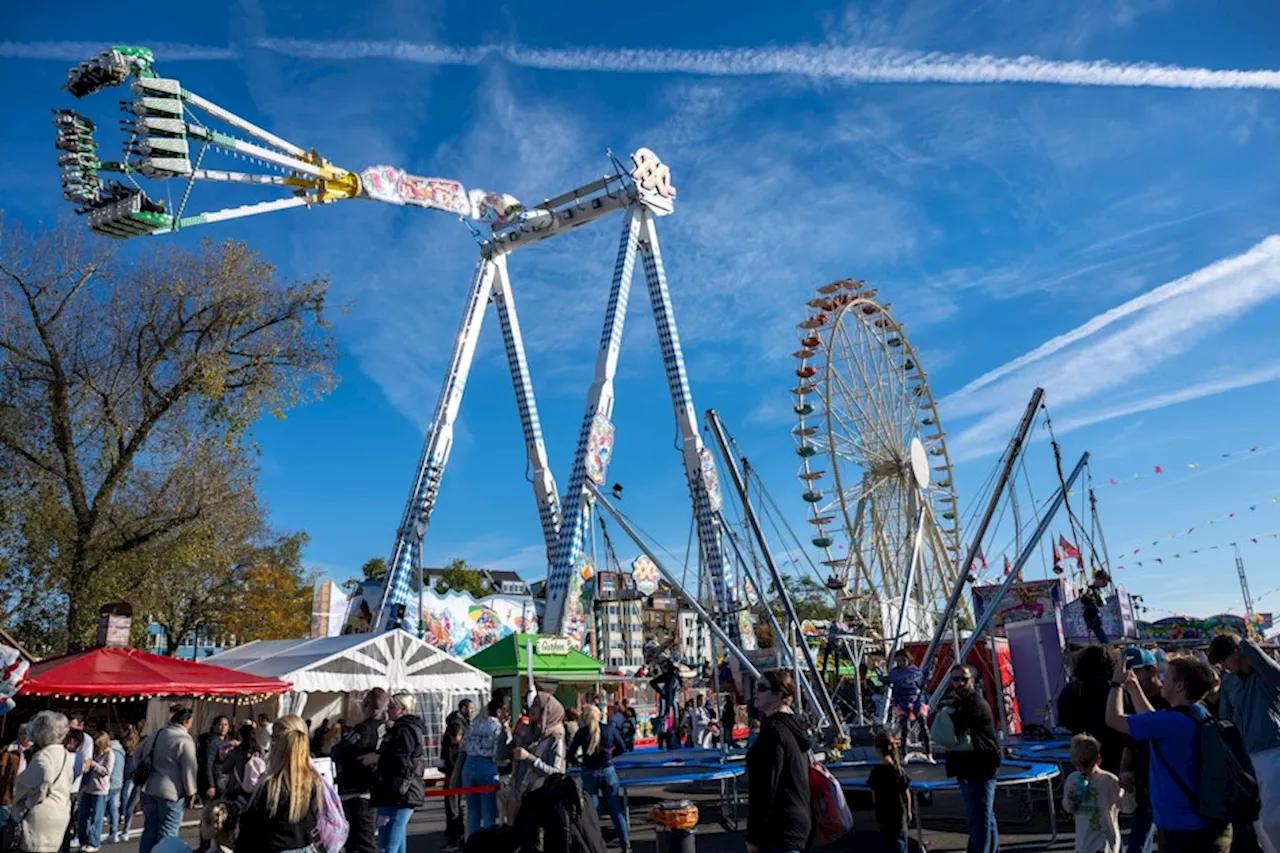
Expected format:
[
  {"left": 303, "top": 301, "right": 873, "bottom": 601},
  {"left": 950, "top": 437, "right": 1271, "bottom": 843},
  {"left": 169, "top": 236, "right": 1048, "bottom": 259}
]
[{"left": 792, "top": 279, "right": 965, "bottom": 637}]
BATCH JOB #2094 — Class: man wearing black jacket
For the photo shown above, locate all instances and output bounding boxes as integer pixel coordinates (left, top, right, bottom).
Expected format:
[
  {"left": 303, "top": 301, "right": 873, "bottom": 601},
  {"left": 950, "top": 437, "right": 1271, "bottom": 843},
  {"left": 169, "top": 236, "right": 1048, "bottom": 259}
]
[
  {"left": 330, "top": 688, "right": 388, "bottom": 853},
  {"left": 943, "top": 665, "right": 1002, "bottom": 853}
]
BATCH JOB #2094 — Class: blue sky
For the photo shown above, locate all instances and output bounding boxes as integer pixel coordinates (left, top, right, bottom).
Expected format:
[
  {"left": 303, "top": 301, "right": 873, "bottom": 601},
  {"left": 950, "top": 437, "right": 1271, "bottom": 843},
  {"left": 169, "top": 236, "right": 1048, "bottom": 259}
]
[{"left": 3, "top": 0, "right": 1280, "bottom": 625}]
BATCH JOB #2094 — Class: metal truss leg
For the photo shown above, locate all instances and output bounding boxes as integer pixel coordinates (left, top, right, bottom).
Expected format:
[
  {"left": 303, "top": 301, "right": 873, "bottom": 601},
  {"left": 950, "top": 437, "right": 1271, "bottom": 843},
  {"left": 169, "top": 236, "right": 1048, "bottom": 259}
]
[
  {"left": 636, "top": 207, "right": 750, "bottom": 648},
  {"left": 374, "top": 257, "right": 497, "bottom": 631},
  {"left": 544, "top": 206, "right": 642, "bottom": 638},
  {"left": 491, "top": 254, "right": 562, "bottom": 562}
]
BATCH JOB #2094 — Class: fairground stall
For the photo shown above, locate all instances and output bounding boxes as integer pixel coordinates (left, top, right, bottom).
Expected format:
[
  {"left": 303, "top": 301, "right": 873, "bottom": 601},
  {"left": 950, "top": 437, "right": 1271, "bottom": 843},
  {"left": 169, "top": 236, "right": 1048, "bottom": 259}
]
[
  {"left": 204, "top": 629, "right": 490, "bottom": 768},
  {"left": 466, "top": 633, "right": 609, "bottom": 717},
  {"left": 17, "top": 645, "right": 290, "bottom": 735}
]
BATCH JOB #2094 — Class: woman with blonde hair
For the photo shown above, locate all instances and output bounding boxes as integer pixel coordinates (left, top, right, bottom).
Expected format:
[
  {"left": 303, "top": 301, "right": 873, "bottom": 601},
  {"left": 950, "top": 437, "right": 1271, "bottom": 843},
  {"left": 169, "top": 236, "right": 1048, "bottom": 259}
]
[
  {"left": 568, "top": 704, "right": 630, "bottom": 853},
  {"left": 236, "top": 728, "right": 320, "bottom": 853},
  {"left": 372, "top": 694, "right": 427, "bottom": 853}
]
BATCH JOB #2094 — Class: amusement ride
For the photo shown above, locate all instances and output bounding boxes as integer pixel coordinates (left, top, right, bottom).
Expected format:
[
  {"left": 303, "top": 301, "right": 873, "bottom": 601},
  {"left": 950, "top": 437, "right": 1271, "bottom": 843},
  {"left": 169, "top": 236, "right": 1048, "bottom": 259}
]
[{"left": 52, "top": 45, "right": 1136, "bottom": 752}]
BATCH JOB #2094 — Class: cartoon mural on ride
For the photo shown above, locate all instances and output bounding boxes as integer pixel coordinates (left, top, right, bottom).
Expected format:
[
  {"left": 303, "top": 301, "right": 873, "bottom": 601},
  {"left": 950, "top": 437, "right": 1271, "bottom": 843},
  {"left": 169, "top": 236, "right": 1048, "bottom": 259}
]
[{"left": 342, "top": 581, "right": 536, "bottom": 658}]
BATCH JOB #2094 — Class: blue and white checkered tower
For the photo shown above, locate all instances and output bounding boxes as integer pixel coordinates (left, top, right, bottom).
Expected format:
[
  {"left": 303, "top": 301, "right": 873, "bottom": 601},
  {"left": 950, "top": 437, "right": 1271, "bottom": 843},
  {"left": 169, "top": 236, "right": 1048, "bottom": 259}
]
[{"left": 372, "top": 149, "right": 754, "bottom": 651}]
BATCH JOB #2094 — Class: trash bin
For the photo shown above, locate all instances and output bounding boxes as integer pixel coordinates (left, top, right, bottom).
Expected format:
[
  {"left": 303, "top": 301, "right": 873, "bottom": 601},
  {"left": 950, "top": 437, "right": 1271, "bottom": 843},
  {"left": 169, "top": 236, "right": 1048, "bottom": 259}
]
[{"left": 649, "top": 800, "right": 698, "bottom": 853}]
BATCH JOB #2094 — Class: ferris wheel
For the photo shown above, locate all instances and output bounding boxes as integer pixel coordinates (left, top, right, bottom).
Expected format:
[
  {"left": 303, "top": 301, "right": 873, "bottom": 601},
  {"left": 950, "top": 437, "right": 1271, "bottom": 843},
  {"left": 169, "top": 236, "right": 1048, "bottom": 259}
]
[{"left": 793, "top": 279, "right": 964, "bottom": 639}]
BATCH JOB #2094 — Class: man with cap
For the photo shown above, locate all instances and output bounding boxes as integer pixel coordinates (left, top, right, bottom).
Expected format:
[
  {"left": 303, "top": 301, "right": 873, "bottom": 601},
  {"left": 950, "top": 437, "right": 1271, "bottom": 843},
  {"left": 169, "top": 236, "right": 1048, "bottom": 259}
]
[{"left": 1118, "top": 647, "right": 1167, "bottom": 853}]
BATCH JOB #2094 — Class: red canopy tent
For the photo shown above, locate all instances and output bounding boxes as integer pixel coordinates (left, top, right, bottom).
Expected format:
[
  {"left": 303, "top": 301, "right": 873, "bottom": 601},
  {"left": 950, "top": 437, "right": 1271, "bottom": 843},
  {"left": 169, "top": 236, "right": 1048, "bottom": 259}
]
[{"left": 21, "top": 646, "right": 291, "bottom": 703}]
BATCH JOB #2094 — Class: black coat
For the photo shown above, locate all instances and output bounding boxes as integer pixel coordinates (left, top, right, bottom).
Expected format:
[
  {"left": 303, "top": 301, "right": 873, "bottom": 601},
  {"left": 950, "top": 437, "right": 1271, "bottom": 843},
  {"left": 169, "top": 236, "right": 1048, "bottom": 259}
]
[
  {"left": 372, "top": 714, "right": 427, "bottom": 808},
  {"left": 745, "top": 711, "right": 812, "bottom": 850},
  {"left": 196, "top": 732, "right": 225, "bottom": 794},
  {"left": 943, "top": 690, "right": 1001, "bottom": 781},
  {"left": 514, "top": 774, "right": 607, "bottom": 853},
  {"left": 330, "top": 715, "right": 383, "bottom": 797}
]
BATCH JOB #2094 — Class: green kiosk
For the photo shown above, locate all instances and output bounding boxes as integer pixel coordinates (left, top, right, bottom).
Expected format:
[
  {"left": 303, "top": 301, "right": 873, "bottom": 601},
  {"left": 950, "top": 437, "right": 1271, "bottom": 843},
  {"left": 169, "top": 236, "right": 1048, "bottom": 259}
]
[{"left": 466, "top": 633, "right": 607, "bottom": 716}]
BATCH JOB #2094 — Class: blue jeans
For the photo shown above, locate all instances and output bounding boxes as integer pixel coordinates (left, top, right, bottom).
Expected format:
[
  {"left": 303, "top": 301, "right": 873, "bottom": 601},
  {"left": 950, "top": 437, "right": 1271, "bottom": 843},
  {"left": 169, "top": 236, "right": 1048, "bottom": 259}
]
[
  {"left": 77, "top": 792, "right": 107, "bottom": 848},
  {"left": 138, "top": 794, "right": 185, "bottom": 853},
  {"left": 957, "top": 777, "right": 999, "bottom": 853},
  {"left": 107, "top": 787, "right": 123, "bottom": 836},
  {"left": 461, "top": 756, "right": 498, "bottom": 836},
  {"left": 1126, "top": 803, "right": 1155, "bottom": 853},
  {"left": 881, "top": 827, "right": 909, "bottom": 853},
  {"left": 377, "top": 806, "right": 413, "bottom": 853},
  {"left": 582, "top": 766, "right": 629, "bottom": 846}
]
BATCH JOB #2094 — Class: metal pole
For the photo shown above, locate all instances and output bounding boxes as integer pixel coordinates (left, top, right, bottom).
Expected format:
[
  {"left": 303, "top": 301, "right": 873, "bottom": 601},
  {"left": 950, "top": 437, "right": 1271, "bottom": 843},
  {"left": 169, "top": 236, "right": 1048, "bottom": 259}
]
[
  {"left": 703, "top": 410, "right": 840, "bottom": 730},
  {"left": 588, "top": 483, "right": 762, "bottom": 681},
  {"left": 927, "top": 451, "right": 1089, "bottom": 709},
  {"left": 881, "top": 504, "right": 927, "bottom": 726},
  {"left": 920, "top": 387, "right": 1044, "bottom": 681}
]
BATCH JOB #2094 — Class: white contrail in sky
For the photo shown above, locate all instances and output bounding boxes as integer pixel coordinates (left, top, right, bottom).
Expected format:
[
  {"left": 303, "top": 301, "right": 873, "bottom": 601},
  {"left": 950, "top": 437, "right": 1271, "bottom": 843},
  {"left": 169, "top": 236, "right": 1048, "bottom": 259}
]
[
  {"left": 0, "top": 41, "right": 238, "bottom": 61},
  {"left": 946, "top": 235, "right": 1280, "bottom": 402},
  {"left": 4, "top": 39, "right": 1278, "bottom": 90},
  {"left": 253, "top": 38, "right": 1280, "bottom": 90}
]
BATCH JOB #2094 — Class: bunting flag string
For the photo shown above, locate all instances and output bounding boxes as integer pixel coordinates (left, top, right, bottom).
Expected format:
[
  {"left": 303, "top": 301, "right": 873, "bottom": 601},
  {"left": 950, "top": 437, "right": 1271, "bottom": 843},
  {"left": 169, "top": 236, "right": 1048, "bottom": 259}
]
[
  {"left": 1114, "top": 491, "right": 1280, "bottom": 556},
  {"left": 1099, "top": 443, "right": 1270, "bottom": 487},
  {"left": 1115, "top": 531, "right": 1280, "bottom": 570}
]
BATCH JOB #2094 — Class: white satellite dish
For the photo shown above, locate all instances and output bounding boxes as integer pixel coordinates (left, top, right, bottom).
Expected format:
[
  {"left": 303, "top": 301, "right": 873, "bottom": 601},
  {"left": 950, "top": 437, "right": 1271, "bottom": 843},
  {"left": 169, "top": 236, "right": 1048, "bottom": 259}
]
[{"left": 910, "top": 437, "right": 931, "bottom": 489}]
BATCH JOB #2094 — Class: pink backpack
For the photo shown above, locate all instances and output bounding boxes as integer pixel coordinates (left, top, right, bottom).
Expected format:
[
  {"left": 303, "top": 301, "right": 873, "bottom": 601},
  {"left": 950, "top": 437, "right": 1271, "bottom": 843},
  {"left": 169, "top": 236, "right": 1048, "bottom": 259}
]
[
  {"left": 809, "top": 759, "right": 854, "bottom": 846},
  {"left": 314, "top": 774, "right": 348, "bottom": 853}
]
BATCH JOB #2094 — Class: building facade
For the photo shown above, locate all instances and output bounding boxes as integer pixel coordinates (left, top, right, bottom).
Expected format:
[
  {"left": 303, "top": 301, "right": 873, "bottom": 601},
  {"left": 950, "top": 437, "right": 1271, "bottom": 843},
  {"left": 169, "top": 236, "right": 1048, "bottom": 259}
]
[{"left": 592, "top": 570, "right": 646, "bottom": 669}]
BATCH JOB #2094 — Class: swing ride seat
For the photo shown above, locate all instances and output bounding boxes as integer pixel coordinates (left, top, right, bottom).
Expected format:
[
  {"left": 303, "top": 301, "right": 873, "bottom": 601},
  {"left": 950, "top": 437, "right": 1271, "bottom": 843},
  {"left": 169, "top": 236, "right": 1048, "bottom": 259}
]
[{"left": 86, "top": 190, "right": 173, "bottom": 238}]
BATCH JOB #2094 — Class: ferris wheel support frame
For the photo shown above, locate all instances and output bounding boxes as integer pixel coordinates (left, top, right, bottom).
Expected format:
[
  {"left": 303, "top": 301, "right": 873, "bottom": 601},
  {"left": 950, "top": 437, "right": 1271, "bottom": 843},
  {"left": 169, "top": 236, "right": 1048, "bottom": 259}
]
[
  {"left": 927, "top": 450, "right": 1089, "bottom": 710},
  {"left": 918, "top": 387, "right": 1045, "bottom": 682},
  {"left": 880, "top": 502, "right": 927, "bottom": 727}
]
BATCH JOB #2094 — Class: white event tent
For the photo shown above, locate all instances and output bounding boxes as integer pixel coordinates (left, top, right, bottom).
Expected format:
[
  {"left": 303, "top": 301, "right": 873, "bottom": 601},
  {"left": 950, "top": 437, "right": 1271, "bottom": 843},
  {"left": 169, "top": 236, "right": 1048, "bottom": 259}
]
[{"left": 184, "top": 629, "right": 490, "bottom": 767}]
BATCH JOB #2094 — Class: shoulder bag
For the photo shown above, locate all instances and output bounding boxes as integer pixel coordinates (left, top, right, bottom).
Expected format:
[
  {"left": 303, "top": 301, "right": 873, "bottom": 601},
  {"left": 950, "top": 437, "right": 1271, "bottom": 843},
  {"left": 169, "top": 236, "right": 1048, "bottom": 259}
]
[{"left": 2, "top": 753, "right": 69, "bottom": 853}]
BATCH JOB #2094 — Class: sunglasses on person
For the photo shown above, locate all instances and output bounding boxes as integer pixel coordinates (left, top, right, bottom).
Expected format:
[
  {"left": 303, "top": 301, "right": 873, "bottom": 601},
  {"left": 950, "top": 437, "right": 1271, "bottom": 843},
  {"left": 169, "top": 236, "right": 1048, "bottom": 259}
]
[
  {"left": 756, "top": 682, "right": 775, "bottom": 694},
  {"left": 952, "top": 674, "right": 973, "bottom": 683}
]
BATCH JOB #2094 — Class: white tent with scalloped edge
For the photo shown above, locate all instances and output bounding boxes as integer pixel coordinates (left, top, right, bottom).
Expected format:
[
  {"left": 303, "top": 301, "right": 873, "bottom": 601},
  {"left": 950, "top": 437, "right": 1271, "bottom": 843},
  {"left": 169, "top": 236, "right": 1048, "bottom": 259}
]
[{"left": 163, "top": 629, "right": 489, "bottom": 768}]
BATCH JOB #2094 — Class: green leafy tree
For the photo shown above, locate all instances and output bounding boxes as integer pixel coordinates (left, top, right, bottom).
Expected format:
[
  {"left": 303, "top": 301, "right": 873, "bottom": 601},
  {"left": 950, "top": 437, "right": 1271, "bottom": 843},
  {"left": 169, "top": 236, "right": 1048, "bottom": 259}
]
[
  {"left": 344, "top": 556, "right": 389, "bottom": 592},
  {"left": 0, "top": 217, "right": 337, "bottom": 649},
  {"left": 772, "top": 574, "right": 838, "bottom": 623},
  {"left": 433, "top": 558, "right": 490, "bottom": 599}
]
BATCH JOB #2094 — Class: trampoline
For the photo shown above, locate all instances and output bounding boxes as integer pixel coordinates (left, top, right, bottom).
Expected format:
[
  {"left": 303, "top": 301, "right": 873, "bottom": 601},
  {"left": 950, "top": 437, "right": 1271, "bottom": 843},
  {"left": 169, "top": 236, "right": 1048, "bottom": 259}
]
[
  {"left": 829, "top": 760, "right": 1060, "bottom": 850},
  {"left": 572, "top": 762, "right": 746, "bottom": 831},
  {"left": 1008, "top": 744, "right": 1072, "bottom": 763},
  {"left": 613, "top": 747, "right": 745, "bottom": 767},
  {"left": 1003, "top": 735, "right": 1072, "bottom": 753}
]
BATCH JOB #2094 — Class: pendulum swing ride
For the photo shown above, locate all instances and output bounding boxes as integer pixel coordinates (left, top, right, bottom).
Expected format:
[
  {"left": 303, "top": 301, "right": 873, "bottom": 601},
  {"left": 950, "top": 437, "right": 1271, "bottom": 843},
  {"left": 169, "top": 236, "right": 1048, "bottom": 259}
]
[{"left": 51, "top": 46, "right": 758, "bottom": 666}]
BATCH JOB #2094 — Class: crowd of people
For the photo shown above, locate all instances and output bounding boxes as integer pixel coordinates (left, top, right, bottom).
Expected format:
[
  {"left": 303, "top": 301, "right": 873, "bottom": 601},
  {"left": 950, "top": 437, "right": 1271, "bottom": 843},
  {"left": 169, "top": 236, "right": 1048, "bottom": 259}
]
[
  {"left": 1052, "top": 636, "right": 1277, "bottom": 853},
  {"left": 0, "top": 690, "right": 435, "bottom": 853}
]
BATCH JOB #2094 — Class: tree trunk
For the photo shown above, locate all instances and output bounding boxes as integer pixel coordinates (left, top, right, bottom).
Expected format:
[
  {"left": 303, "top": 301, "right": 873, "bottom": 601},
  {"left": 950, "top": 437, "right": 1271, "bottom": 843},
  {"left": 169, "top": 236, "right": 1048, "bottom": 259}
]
[{"left": 64, "top": 546, "right": 93, "bottom": 652}]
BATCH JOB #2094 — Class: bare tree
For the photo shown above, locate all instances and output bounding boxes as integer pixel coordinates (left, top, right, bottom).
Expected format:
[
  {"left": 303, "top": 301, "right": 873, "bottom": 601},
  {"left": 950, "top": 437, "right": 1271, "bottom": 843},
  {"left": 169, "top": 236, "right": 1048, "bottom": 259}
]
[{"left": 0, "top": 215, "right": 337, "bottom": 648}]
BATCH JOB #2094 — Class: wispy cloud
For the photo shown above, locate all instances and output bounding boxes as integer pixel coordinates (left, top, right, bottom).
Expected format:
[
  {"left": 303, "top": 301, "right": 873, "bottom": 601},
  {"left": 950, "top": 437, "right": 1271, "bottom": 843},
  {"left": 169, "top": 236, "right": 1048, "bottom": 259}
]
[
  {"left": 0, "top": 41, "right": 238, "bottom": 61},
  {"left": 250, "top": 39, "right": 1280, "bottom": 91},
  {"left": 8, "top": 38, "right": 1276, "bottom": 91},
  {"left": 1053, "top": 363, "right": 1280, "bottom": 434},
  {"left": 947, "top": 236, "right": 1280, "bottom": 402},
  {"left": 947, "top": 235, "right": 1280, "bottom": 459}
]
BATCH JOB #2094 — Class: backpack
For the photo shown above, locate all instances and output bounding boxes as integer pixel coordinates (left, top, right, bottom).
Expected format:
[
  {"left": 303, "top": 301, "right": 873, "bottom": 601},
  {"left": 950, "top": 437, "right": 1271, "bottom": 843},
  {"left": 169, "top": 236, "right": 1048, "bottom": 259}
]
[
  {"left": 313, "top": 772, "right": 349, "bottom": 853},
  {"left": 618, "top": 713, "right": 636, "bottom": 741},
  {"left": 929, "top": 707, "right": 972, "bottom": 751},
  {"left": 809, "top": 759, "right": 854, "bottom": 846},
  {"left": 1151, "top": 707, "right": 1261, "bottom": 825}
]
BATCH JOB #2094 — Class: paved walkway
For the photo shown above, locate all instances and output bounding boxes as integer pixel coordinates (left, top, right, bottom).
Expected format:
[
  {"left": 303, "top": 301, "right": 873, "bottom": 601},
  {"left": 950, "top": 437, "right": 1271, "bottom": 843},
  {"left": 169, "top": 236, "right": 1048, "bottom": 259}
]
[{"left": 100, "top": 776, "right": 1073, "bottom": 852}]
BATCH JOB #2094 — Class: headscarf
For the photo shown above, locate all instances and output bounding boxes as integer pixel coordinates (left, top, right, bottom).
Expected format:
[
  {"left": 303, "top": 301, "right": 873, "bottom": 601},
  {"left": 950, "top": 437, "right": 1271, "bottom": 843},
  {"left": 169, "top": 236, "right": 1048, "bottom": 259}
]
[{"left": 531, "top": 691, "right": 565, "bottom": 742}]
